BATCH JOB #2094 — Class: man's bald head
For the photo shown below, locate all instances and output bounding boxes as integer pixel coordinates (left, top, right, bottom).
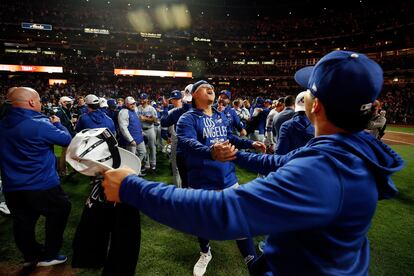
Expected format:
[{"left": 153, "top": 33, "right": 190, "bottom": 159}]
[{"left": 8, "top": 87, "right": 41, "bottom": 112}]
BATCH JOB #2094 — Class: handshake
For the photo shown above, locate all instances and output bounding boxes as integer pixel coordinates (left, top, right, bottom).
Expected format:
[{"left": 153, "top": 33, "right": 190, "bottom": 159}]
[{"left": 210, "top": 140, "right": 266, "bottom": 162}]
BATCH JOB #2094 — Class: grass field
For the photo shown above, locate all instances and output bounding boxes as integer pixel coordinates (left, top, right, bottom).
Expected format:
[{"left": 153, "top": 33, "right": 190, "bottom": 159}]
[
  {"left": 387, "top": 125, "right": 414, "bottom": 134},
  {"left": 0, "top": 143, "right": 413, "bottom": 275}
]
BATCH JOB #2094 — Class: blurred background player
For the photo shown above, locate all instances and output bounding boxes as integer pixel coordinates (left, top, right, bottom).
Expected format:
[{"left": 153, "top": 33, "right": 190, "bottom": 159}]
[
  {"left": 118, "top": 96, "right": 146, "bottom": 174},
  {"left": 275, "top": 91, "right": 315, "bottom": 155},
  {"left": 137, "top": 93, "right": 158, "bottom": 171}
]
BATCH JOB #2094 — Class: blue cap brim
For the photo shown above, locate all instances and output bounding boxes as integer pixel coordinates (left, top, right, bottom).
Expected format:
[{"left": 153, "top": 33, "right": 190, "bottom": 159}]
[{"left": 294, "top": 66, "right": 314, "bottom": 88}]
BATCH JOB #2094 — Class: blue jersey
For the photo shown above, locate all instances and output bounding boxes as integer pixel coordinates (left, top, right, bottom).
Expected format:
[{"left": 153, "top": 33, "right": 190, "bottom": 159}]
[
  {"left": 275, "top": 113, "right": 315, "bottom": 155},
  {"left": 75, "top": 109, "right": 116, "bottom": 135},
  {"left": 119, "top": 131, "right": 403, "bottom": 275},
  {"left": 221, "top": 105, "right": 244, "bottom": 132},
  {"left": 176, "top": 107, "right": 253, "bottom": 190},
  {"left": 0, "top": 107, "right": 71, "bottom": 192}
]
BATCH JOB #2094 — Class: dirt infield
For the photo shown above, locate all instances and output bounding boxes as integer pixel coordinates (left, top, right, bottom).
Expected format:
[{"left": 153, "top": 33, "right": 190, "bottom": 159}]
[{"left": 382, "top": 131, "right": 414, "bottom": 146}]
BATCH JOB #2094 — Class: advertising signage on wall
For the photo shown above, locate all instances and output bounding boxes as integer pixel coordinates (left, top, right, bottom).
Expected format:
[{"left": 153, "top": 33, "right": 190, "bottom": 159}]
[
  {"left": 0, "top": 64, "right": 63, "bottom": 73},
  {"left": 114, "top": 69, "right": 192, "bottom": 78},
  {"left": 21, "top": 22, "right": 52, "bottom": 31}
]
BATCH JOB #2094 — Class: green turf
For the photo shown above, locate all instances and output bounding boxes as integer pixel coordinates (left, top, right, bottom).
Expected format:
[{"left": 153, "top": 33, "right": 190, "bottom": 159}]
[
  {"left": 0, "top": 145, "right": 413, "bottom": 275},
  {"left": 386, "top": 126, "right": 414, "bottom": 134}
]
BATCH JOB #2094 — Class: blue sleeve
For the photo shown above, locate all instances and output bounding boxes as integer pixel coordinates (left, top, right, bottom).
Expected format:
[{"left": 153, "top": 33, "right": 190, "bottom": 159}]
[
  {"left": 107, "top": 117, "right": 116, "bottom": 135},
  {"left": 120, "top": 154, "right": 341, "bottom": 240},
  {"left": 39, "top": 121, "right": 72, "bottom": 147},
  {"left": 160, "top": 107, "right": 172, "bottom": 127},
  {"left": 75, "top": 116, "right": 84, "bottom": 132},
  {"left": 228, "top": 133, "right": 253, "bottom": 149},
  {"left": 234, "top": 150, "right": 296, "bottom": 175},
  {"left": 231, "top": 109, "right": 244, "bottom": 132},
  {"left": 176, "top": 113, "right": 211, "bottom": 159},
  {"left": 275, "top": 123, "right": 290, "bottom": 155},
  {"left": 222, "top": 112, "right": 252, "bottom": 149}
]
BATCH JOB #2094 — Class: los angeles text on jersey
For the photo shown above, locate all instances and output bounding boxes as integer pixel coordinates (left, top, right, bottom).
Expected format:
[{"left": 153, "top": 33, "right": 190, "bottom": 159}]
[{"left": 202, "top": 118, "right": 227, "bottom": 140}]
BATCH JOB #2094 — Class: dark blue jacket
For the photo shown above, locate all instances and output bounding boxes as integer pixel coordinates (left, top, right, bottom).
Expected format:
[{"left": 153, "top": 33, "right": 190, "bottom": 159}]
[
  {"left": 0, "top": 107, "right": 71, "bottom": 192},
  {"left": 75, "top": 109, "right": 116, "bottom": 135},
  {"left": 272, "top": 107, "right": 295, "bottom": 143},
  {"left": 119, "top": 131, "right": 404, "bottom": 276},
  {"left": 275, "top": 113, "right": 315, "bottom": 155},
  {"left": 160, "top": 103, "right": 191, "bottom": 147},
  {"left": 176, "top": 108, "right": 253, "bottom": 189},
  {"left": 250, "top": 105, "right": 270, "bottom": 134}
]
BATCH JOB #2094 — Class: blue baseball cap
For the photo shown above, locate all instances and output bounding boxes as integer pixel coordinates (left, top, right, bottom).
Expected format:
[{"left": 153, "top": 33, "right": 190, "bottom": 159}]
[
  {"left": 294, "top": 50, "right": 383, "bottom": 114},
  {"left": 264, "top": 99, "right": 272, "bottom": 104},
  {"left": 169, "top": 90, "right": 182, "bottom": 100},
  {"left": 255, "top": 97, "right": 264, "bottom": 106},
  {"left": 219, "top": 90, "right": 231, "bottom": 100},
  {"left": 191, "top": 80, "right": 213, "bottom": 94},
  {"left": 107, "top": 99, "right": 116, "bottom": 107}
]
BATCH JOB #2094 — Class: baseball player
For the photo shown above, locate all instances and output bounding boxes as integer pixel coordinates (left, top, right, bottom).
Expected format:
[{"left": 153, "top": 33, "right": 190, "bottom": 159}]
[
  {"left": 217, "top": 90, "right": 247, "bottom": 136},
  {"left": 174, "top": 80, "right": 265, "bottom": 276},
  {"left": 160, "top": 85, "right": 193, "bottom": 188},
  {"left": 137, "top": 93, "right": 158, "bottom": 171},
  {"left": 102, "top": 51, "right": 404, "bottom": 275}
]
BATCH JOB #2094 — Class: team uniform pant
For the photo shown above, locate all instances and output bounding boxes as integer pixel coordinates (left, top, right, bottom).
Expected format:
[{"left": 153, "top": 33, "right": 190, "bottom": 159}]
[
  {"left": 155, "top": 125, "right": 163, "bottom": 150},
  {"left": 4, "top": 186, "right": 71, "bottom": 262},
  {"left": 127, "top": 141, "right": 147, "bottom": 163},
  {"left": 170, "top": 135, "right": 182, "bottom": 187},
  {"left": 143, "top": 128, "right": 156, "bottom": 168}
]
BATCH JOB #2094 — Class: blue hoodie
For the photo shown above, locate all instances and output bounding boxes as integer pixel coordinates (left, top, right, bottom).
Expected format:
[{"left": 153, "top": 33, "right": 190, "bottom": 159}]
[
  {"left": 250, "top": 105, "right": 270, "bottom": 134},
  {"left": 176, "top": 107, "right": 253, "bottom": 189},
  {"left": 160, "top": 103, "right": 191, "bottom": 151},
  {"left": 275, "top": 113, "right": 315, "bottom": 155},
  {"left": 75, "top": 109, "right": 116, "bottom": 135},
  {"left": 0, "top": 107, "right": 72, "bottom": 192},
  {"left": 119, "top": 131, "right": 403, "bottom": 275}
]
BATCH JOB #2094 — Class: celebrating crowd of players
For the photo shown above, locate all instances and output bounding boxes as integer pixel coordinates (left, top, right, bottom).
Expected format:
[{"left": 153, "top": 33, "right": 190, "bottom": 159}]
[{"left": 0, "top": 51, "right": 397, "bottom": 275}]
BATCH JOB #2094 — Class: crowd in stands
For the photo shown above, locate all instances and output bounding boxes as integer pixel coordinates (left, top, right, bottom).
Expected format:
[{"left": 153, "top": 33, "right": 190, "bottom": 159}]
[
  {"left": 0, "top": 0, "right": 413, "bottom": 42},
  {"left": 1, "top": 77, "right": 413, "bottom": 125}
]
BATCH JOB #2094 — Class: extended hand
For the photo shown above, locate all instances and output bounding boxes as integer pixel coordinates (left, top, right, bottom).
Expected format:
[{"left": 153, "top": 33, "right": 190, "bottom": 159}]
[
  {"left": 211, "top": 140, "right": 238, "bottom": 162},
  {"left": 252, "top": 141, "right": 266, "bottom": 153},
  {"left": 102, "top": 168, "right": 136, "bottom": 203},
  {"left": 50, "top": 115, "right": 60, "bottom": 123},
  {"left": 239, "top": 129, "right": 247, "bottom": 137}
]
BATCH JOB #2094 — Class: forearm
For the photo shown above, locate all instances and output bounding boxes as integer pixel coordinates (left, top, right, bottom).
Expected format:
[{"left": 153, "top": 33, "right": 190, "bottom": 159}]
[
  {"left": 120, "top": 175, "right": 254, "bottom": 240},
  {"left": 234, "top": 151, "right": 285, "bottom": 175}
]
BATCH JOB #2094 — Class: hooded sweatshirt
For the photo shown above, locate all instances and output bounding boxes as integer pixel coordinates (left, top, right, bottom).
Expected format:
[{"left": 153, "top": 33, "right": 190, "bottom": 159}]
[
  {"left": 0, "top": 107, "right": 72, "bottom": 192},
  {"left": 119, "top": 131, "right": 404, "bottom": 275},
  {"left": 176, "top": 107, "right": 253, "bottom": 189},
  {"left": 75, "top": 109, "right": 116, "bottom": 135},
  {"left": 275, "top": 113, "right": 315, "bottom": 155}
]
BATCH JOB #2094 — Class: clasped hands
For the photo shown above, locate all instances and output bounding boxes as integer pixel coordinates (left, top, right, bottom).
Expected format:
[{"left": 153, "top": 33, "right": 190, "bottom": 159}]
[{"left": 210, "top": 140, "right": 266, "bottom": 162}]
